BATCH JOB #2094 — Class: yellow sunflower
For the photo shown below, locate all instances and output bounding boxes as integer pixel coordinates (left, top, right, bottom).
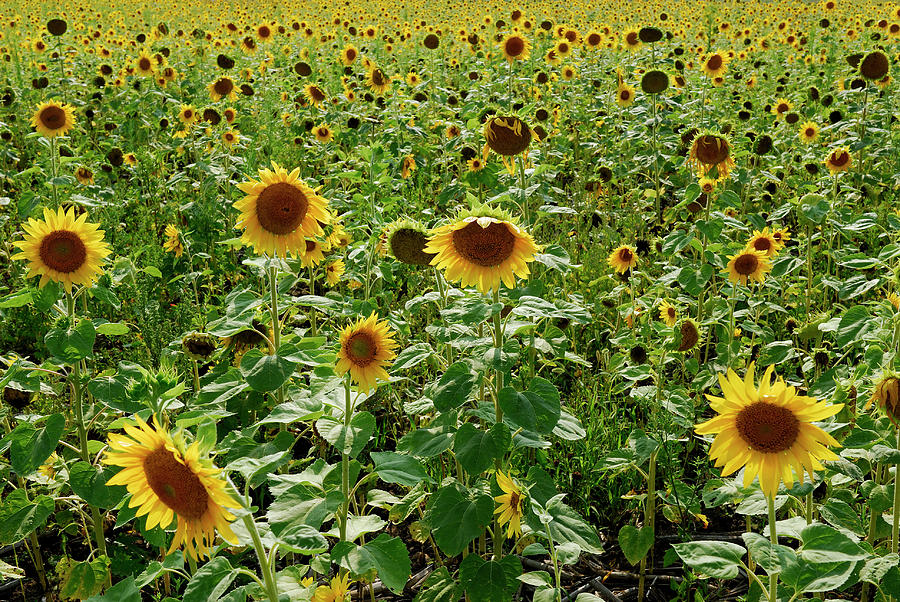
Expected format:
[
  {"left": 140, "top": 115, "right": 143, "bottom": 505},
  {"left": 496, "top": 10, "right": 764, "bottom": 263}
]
[
  {"left": 659, "top": 300, "right": 677, "bottom": 327},
  {"left": 298, "top": 239, "right": 327, "bottom": 268},
  {"left": 688, "top": 132, "right": 735, "bottom": 180},
  {"left": 340, "top": 44, "right": 358, "bottom": 66},
  {"left": 701, "top": 52, "right": 729, "bottom": 78},
  {"left": 135, "top": 50, "right": 155, "bottom": 76},
  {"left": 772, "top": 227, "right": 791, "bottom": 247},
  {"left": 366, "top": 67, "right": 391, "bottom": 95},
  {"left": 13, "top": 207, "right": 110, "bottom": 293},
  {"left": 400, "top": 155, "right": 416, "bottom": 179},
  {"left": 824, "top": 147, "right": 852, "bottom": 174},
  {"left": 798, "top": 121, "right": 819, "bottom": 143},
  {"left": 234, "top": 162, "right": 330, "bottom": 257},
  {"left": 864, "top": 374, "right": 900, "bottom": 424},
  {"left": 335, "top": 313, "right": 398, "bottom": 393},
  {"left": 771, "top": 98, "right": 792, "bottom": 120},
  {"left": 746, "top": 227, "right": 780, "bottom": 257},
  {"left": 163, "top": 224, "right": 183, "bottom": 258},
  {"left": 622, "top": 28, "right": 642, "bottom": 51},
  {"left": 725, "top": 249, "right": 772, "bottom": 286},
  {"left": 312, "top": 573, "right": 352, "bottom": 602},
  {"left": 494, "top": 471, "right": 525, "bottom": 539},
  {"left": 222, "top": 130, "right": 240, "bottom": 148},
  {"left": 75, "top": 166, "right": 94, "bottom": 185},
  {"left": 325, "top": 259, "right": 345, "bottom": 286},
  {"left": 424, "top": 210, "right": 539, "bottom": 294},
  {"left": 103, "top": 417, "right": 240, "bottom": 560},
  {"left": 178, "top": 105, "right": 199, "bottom": 127},
  {"left": 695, "top": 364, "right": 842, "bottom": 498},
  {"left": 313, "top": 124, "right": 334, "bottom": 143},
  {"left": 304, "top": 84, "right": 327, "bottom": 107},
  {"left": 31, "top": 100, "right": 76, "bottom": 138},
  {"left": 608, "top": 245, "right": 638, "bottom": 274},
  {"left": 208, "top": 77, "right": 236, "bottom": 102},
  {"left": 500, "top": 33, "right": 530, "bottom": 62},
  {"left": 616, "top": 83, "right": 635, "bottom": 107}
]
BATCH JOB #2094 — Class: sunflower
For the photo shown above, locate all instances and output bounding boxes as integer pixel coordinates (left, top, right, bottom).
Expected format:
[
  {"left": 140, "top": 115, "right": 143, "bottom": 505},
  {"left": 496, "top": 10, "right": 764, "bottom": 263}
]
[
  {"left": 163, "top": 224, "right": 183, "bottom": 258},
  {"left": 500, "top": 33, "right": 530, "bottom": 62},
  {"left": 103, "top": 417, "right": 240, "bottom": 560},
  {"left": 616, "top": 83, "right": 635, "bottom": 107},
  {"left": 698, "top": 177, "right": 716, "bottom": 194},
  {"left": 335, "top": 313, "right": 398, "bottom": 393},
  {"left": 304, "top": 84, "right": 327, "bottom": 107},
  {"left": 688, "top": 131, "right": 735, "bottom": 179},
  {"left": 561, "top": 65, "right": 577, "bottom": 81},
  {"left": 325, "top": 259, "right": 345, "bottom": 286},
  {"left": 494, "top": 471, "right": 525, "bottom": 539},
  {"left": 366, "top": 67, "right": 391, "bottom": 95},
  {"left": 298, "top": 239, "right": 327, "bottom": 268},
  {"left": 798, "top": 121, "right": 819, "bottom": 143},
  {"left": 31, "top": 100, "right": 75, "bottom": 138},
  {"left": 622, "top": 28, "right": 642, "bottom": 51},
  {"left": 772, "top": 227, "right": 791, "bottom": 247},
  {"left": 425, "top": 209, "right": 539, "bottom": 294},
  {"left": 400, "top": 155, "right": 416, "bottom": 179},
  {"left": 75, "top": 166, "right": 94, "bottom": 185},
  {"left": 13, "top": 207, "right": 110, "bottom": 293},
  {"left": 467, "top": 157, "right": 485, "bottom": 172},
  {"left": 864, "top": 374, "right": 900, "bottom": 424},
  {"left": 224, "top": 318, "right": 274, "bottom": 357},
  {"left": 701, "top": 52, "right": 729, "bottom": 78},
  {"left": 222, "top": 130, "right": 240, "bottom": 148},
  {"left": 824, "top": 147, "right": 852, "bottom": 174},
  {"left": 313, "top": 573, "right": 352, "bottom": 602},
  {"left": 771, "top": 98, "right": 792, "bottom": 120},
  {"left": 725, "top": 249, "right": 771, "bottom": 286},
  {"left": 182, "top": 332, "right": 217, "bottom": 361},
  {"left": 483, "top": 116, "right": 531, "bottom": 158},
  {"left": 178, "top": 105, "right": 199, "bottom": 127},
  {"left": 676, "top": 318, "right": 701, "bottom": 352},
  {"left": 223, "top": 108, "right": 237, "bottom": 123},
  {"left": 889, "top": 292, "right": 900, "bottom": 311},
  {"left": 746, "top": 227, "right": 780, "bottom": 257},
  {"left": 695, "top": 364, "right": 843, "bottom": 498},
  {"left": 208, "top": 77, "right": 236, "bottom": 102},
  {"left": 385, "top": 219, "right": 436, "bottom": 266},
  {"left": 313, "top": 124, "right": 334, "bottom": 143},
  {"left": 608, "top": 245, "right": 638, "bottom": 274},
  {"left": 340, "top": 44, "right": 358, "bottom": 66},
  {"left": 659, "top": 300, "right": 678, "bottom": 327},
  {"left": 135, "top": 50, "right": 155, "bottom": 76},
  {"left": 234, "top": 162, "right": 330, "bottom": 257}
]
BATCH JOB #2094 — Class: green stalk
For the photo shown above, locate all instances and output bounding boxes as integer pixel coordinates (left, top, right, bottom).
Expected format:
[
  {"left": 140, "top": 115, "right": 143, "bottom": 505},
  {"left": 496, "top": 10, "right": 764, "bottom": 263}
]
[
  {"left": 638, "top": 448, "right": 658, "bottom": 602},
  {"left": 892, "top": 428, "right": 900, "bottom": 555},
  {"left": 544, "top": 522, "right": 563, "bottom": 602},
  {"left": 267, "top": 264, "right": 285, "bottom": 410},
  {"left": 492, "top": 287, "right": 504, "bottom": 560},
  {"left": 340, "top": 377, "right": 352, "bottom": 544},
  {"left": 240, "top": 512, "right": 279, "bottom": 602},
  {"left": 308, "top": 266, "right": 318, "bottom": 336},
  {"left": 768, "top": 495, "right": 778, "bottom": 602},
  {"left": 50, "top": 136, "right": 60, "bottom": 208}
]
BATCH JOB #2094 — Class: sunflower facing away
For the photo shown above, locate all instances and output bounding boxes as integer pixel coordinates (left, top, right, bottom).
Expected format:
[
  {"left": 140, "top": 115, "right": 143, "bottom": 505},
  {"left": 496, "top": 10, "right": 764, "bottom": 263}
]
[
  {"left": 695, "top": 364, "right": 842, "bottom": 498},
  {"left": 103, "top": 417, "right": 240, "bottom": 560},
  {"left": 31, "top": 100, "right": 76, "bottom": 138},
  {"left": 725, "top": 249, "right": 772, "bottom": 286},
  {"left": 336, "top": 313, "right": 398, "bottom": 393},
  {"left": 425, "top": 210, "right": 539, "bottom": 294},
  {"left": 865, "top": 374, "right": 900, "bottom": 425},
  {"left": 13, "top": 207, "right": 111, "bottom": 293},
  {"left": 494, "top": 470, "right": 525, "bottom": 539},
  {"left": 235, "top": 162, "right": 330, "bottom": 257},
  {"left": 608, "top": 244, "right": 638, "bottom": 274}
]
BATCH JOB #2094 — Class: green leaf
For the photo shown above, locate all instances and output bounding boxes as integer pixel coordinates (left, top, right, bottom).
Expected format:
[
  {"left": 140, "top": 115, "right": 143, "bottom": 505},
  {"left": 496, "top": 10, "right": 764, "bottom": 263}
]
[
  {"left": 860, "top": 553, "right": 899, "bottom": 588},
  {"left": 85, "top": 576, "right": 141, "bottom": 602},
  {"left": 391, "top": 343, "right": 434, "bottom": 372},
  {"left": 0, "top": 559, "right": 25, "bottom": 581},
  {"left": 240, "top": 349, "right": 296, "bottom": 392},
  {"left": 453, "top": 423, "right": 505, "bottom": 475},
  {"left": 413, "top": 567, "right": 461, "bottom": 602},
  {"left": 618, "top": 525, "right": 654, "bottom": 566},
  {"left": 397, "top": 426, "right": 455, "bottom": 458},
  {"left": 268, "top": 484, "right": 343, "bottom": 535},
  {"left": 499, "top": 377, "right": 561, "bottom": 434},
  {"left": 94, "top": 321, "right": 130, "bottom": 336},
  {"left": 672, "top": 541, "right": 746, "bottom": 579},
  {"left": 798, "top": 523, "right": 868, "bottom": 563},
  {"left": 88, "top": 376, "right": 142, "bottom": 413},
  {"left": 59, "top": 558, "right": 106, "bottom": 600},
  {"left": 45, "top": 319, "right": 96, "bottom": 362},
  {"left": 431, "top": 362, "right": 479, "bottom": 412},
  {"left": 741, "top": 532, "right": 798, "bottom": 576},
  {"left": 0, "top": 290, "right": 32, "bottom": 309},
  {"left": 371, "top": 451, "right": 432, "bottom": 487},
  {"left": 69, "top": 462, "right": 127, "bottom": 508},
  {"left": 459, "top": 554, "right": 522, "bottom": 602},
  {"left": 0, "top": 490, "right": 55, "bottom": 544},
  {"left": 10, "top": 413, "right": 65, "bottom": 476},
  {"left": 441, "top": 297, "right": 501, "bottom": 325},
  {"left": 183, "top": 557, "right": 237, "bottom": 602},
  {"left": 427, "top": 482, "right": 493, "bottom": 556},
  {"left": 275, "top": 523, "right": 329, "bottom": 554},
  {"left": 316, "top": 411, "right": 375, "bottom": 458},
  {"left": 543, "top": 497, "right": 603, "bottom": 554},
  {"left": 331, "top": 534, "right": 411, "bottom": 594},
  {"left": 836, "top": 305, "right": 873, "bottom": 348},
  {"left": 797, "top": 193, "right": 829, "bottom": 225},
  {"left": 677, "top": 264, "right": 714, "bottom": 296},
  {"left": 325, "top": 514, "right": 387, "bottom": 542}
]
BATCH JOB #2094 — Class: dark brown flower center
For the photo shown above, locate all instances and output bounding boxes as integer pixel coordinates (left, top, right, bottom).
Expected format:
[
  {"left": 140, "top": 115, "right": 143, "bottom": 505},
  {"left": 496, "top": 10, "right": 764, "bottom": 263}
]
[
  {"left": 620, "top": 89, "right": 631, "bottom": 100},
  {"left": 677, "top": 321, "right": 699, "bottom": 351},
  {"left": 305, "top": 239, "right": 318, "bottom": 253},
  {"left": 39, "top": 230, "right": 87, "bottom": 273},
  {"left": 667, "top": 307, "right": 676, "bottom": 318},
  {"left": 39, "top": 105, "right": 66, "bottom": 130},
  {"left": 138, "top": 57, "right": 152, "bottom": 71},
  {"left": 509, "top": 491, "right": 521, "bottom": 510},
  {"left": 505, "top": 36, "right": 525, "bottom": 57},
  {"left": 308, "top": 86, "right": 325, "bottom": 101},
  {"left": 805, "top": 128, "right": 815, "bottom": 137},
  {"left": 451, "top": 221, "right": 516, "bottom": 267},
  {"left": 626, "top": 32, "right": 639, "bottom": 45},
  {"left": 143, "top": 447, "right": 209, "bottom": 519},
  {"left": 346, "top": 48, "right": 357, "bottom": 61},
  {"left": 371, "top": 69, "right": 386, "bottom": 86},
  {"left": 619, "top": 248, "right": 634, "bottom": 262},
  {"left": 830, "top": 151, "right": 849, "bottom": 167},
  {"left": 587, "top": 33, "right": 602, "bottom": 46},
  {"left": 258, "top": 25, "right": 270, "bottom": 38},
  {"left": 390, "top": 228, "right": 435, "bottom": 266},
  {"left": 346, "top": 332, "right": 377, "bottom": 365},
  {"left": 693, "top": 135, "right": 730, "bottom": 165},
  {"left": 214, "top": 77, "right": 233, "bottom": 95},
  {"left": 707, "top": 54, "right": 723, "bottom": 70},
  {"left": 255, "top": 182, "right": 308, "bottom": 235},
  {"left": 486, "top": 117, "right": 531, "bottom": 156},
  {"left": 734, "top": 252, "right": 760, "bottom": 275},
  {"left": 777, "top": 103, "right": 788, "bottom": 113},
  {"left": 753, "top": 237, "right": 772, "bottom": 252},
  {"left": 735, "top": 400, "right": 799, "bottom": 453}
]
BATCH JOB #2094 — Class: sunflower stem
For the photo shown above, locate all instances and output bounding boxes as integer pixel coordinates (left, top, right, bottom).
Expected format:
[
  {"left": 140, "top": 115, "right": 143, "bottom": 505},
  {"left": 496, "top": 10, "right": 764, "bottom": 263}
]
[
  {"left": 491, "top": 288, "right": 505, "bottom": 561},
  {"left": 308, "top": 267, "right": 317, "bottom": 336},
  {"left": 544, "top": 522, "right": 563, "bottom": 602},
  {"left": 240, "top": 512, "right": 279, "bottom": 602},
  {"left": 267, "top": 263, "right": 285, "bottom": 420},
  {"left": 638, "top": 448, "right": 658, "bottom": 602},
  {"left": 892, "top": 428, "right": 900, "bottom": 556},
  {"left": 340, "top": 376, "right": 352, "bottom": 545},
  {"left": 50, "top": 136, "right": 60, "bottom": 208},
  {"left": 767, "top": 494, "right": 778, "bottom": 602},
  {"left": 66, "top": 291, "right": 109, "bottom": 570}
]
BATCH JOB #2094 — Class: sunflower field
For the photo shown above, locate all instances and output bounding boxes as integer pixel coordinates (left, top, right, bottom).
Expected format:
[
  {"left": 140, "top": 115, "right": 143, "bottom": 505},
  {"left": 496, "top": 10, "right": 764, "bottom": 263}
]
[{"left": 3, "top": 0, "right": 900, "bottom": 600}]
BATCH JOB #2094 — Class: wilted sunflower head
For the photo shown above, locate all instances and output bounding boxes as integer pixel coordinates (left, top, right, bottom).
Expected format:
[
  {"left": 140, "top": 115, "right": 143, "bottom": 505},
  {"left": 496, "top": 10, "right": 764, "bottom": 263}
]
[
  {"left": 675, "top": 318, "right": 701, "bottom": 352},
  {"left": 860, "top": 50, "right": 889, "bottom": 80},
  {"left": 688, "top": 131, "right": 735, "bottom": 179},
  {"left": 483, "top": 116, "right": 532, "bottom": 157},
  {"left": 182, "top": 332, "right": 217, "bottom": 361}
]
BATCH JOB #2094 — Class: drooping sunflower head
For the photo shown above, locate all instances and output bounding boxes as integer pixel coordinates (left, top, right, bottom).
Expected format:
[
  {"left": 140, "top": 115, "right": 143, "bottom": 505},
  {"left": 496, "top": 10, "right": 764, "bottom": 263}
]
[
  {"left": 860, "top": 50, "right": 889, "bottom": 80},
  {"left": 688, "top": 131, "right": 735, "bottom": 180},
  {"left": 725, "top": 248, "right": 772, "bottom": 286},
  {"left": 424, "top": 207, "right": 540, "bottom": 294},
  {"left": 182, "top": 332, "right": 218, "bottom": 361},
  {"left": 695, "top": 363, "right": 842, "bottom": 498},
  {"left": 385, "top": 219, "right": 436, "bottom": 266},
  {"left": 224, "top": 318, "right": 274, "bottom": 359},
  {"left": 163, "top": 224, "right": 183, "bottom": 257},
  {"left": 608, "top": 244, "right": 638, "bottom": 274},
  {"left": 865, "top": 373, "right": 900, "bottom": 424},
  {"left": 12, "top": 206, "right": 111, "bottom": 293},
  {"left": 483, "top": 116, "right": 531, "bottom": 157},
  {"left": 234, "top": 162, "right": 330, "bottom": 257},
  {"left": 31, "top": 100, "right": 75, "bottom": 138},
  {"left": 336, "top": 313, "right": 398, "bottom": 393},
  {"left": 366, "top": 67, "right": 391, "bottom": 95},
  {"left": 500, "top": 33, "right": 530, "bottom": 62},
  {"left": 747, "top": 227, "right": 780, "bottom": 257},
  {"left": 675, "top": 318, "right": 701, "bottom": 352},
  {"left": 824, "top": 147, "right": 852, "bottom": 174},
  {"left": 75, "top": 166, "right": 94, "bottom": 185},
  {"left": 400, "top": 155, "right": 416, "bottom": 179},
  {"left": 103, "top": 417, "right": 240, "bottom": 560}
]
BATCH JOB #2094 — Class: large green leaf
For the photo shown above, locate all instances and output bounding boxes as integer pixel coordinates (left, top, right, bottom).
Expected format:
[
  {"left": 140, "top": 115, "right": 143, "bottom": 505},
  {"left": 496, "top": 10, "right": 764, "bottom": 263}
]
[
  {"left": 239, "top": 349, "right": 296, "bottom": 392},
  {"left": 459, "top": 554, "right": 522, "bottom": 602},
  {"left": 9, "top": 413, "right": 65, "bottom": 476},
  {"left": 426, "top": 481, "right": 493, "bottom": 556},
  {"left": 69, "top": 461, "right": 127, "bottom": 508},
  {"left": 431, "top": 362, "right": 479, "bottom": 412},
  {"left": 316, "top": 411, "right": 375, "bottom": 458},
  {"left": 499, "top": 377, "right": 561, "bottom": 434},
  {"left": 412, "top": 567, "right": 461, "bottom": 602},
  {"left": 618, "top": 525, "right": 654, "bottom": 566},
  {"left": 45, "top": 319, "right": 95, "bottom": 362},
  {"left": 85, "top": 576, "right": 141, "bottom": 602},
  {"left": 672, "top": 541, "right": 746, "bottom": 579},
  {"left": 183, "top": 557, "right": 237, "bottom": 602},
  {"left": 331, "top": 533, "right": 411, "bottom": 594},
  {"left": 798, "top": 523, "right": 868, "bottom": 564},
  {"left": 453, "top": 422, "right": 506, "bottom": 475},
  {"left": 371, "top": 451, "right": 432, "bottom": 487},
  {"left": 543, "top": 497, "right": 603, "bottom": 554}
]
